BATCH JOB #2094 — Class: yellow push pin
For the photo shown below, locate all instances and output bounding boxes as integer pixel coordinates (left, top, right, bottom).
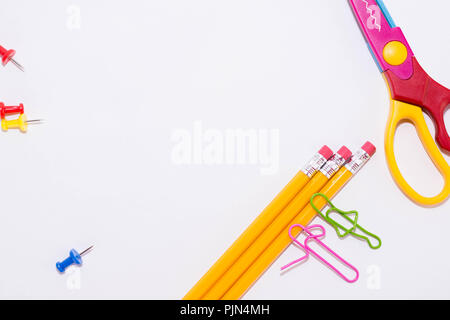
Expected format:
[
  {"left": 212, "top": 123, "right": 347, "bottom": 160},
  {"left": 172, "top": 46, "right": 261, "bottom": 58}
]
[{"left": 1, "top": 114, "right": 42, "bottom": 132}]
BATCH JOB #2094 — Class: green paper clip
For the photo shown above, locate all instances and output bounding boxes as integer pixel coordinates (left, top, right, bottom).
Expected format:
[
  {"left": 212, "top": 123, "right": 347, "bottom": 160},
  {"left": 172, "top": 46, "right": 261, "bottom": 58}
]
[{"left": 310, "top": 193, "right": 382, "bottom": 249}]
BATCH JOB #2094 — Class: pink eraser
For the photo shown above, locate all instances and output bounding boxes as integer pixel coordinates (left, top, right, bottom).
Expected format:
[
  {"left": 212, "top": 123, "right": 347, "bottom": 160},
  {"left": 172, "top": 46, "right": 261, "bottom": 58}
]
[
  {"left": 361, "top": 141, "right": 376, "bottom": 157},
  {"left": 337, "top": 146, "right": 352, "bottom": 161},
  {"left": 318, "top": 145, "right": 333, "bottom": 160}
]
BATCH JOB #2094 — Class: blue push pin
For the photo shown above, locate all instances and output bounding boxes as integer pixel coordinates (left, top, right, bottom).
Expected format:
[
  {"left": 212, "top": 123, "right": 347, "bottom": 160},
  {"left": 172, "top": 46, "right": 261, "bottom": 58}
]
[{"left": 56, "top": 246, "right": 93, "bottom": 273}]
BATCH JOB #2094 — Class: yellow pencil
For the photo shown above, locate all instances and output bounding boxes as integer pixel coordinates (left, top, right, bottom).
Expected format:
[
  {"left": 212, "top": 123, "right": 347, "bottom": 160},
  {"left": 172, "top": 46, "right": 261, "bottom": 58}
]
[
  {"left": 202, "top": 146, "right": 352, "bottom": 300},
  {"left": 222, "top": 142, "right": 376, "bottom": 299},
  {"left": 184, "top": 146, "right": 333, "bottom": 300}
]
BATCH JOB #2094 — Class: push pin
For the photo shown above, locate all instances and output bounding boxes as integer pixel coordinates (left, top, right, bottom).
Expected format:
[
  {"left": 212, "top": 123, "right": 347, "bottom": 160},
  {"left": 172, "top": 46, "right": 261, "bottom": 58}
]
[
  {"left": 56, "top": 246, "right": 93, "bottom": 273},
  {"left": 1, "top": 114, "right": 43, "bottom": 133},
  {"left": 0, "top": 45, "right": 24, "bottom": 72},
  {"left": 0, "top": 103, "right": 24, "bottom": 119}
]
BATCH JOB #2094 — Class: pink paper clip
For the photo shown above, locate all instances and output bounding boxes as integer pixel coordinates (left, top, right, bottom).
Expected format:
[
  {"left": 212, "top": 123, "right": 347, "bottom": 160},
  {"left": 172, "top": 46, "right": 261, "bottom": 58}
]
[{"left": 281, "top": 224, "right": 359, "bottom": 283}]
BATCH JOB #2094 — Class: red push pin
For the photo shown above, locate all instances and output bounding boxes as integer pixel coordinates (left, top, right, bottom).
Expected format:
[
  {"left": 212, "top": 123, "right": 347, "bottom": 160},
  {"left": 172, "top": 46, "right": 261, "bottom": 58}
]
[
  {"left": 0, "top": 103, "right": 24, "bottom": 119},
  {"left": 0, "top": 45, "right": 24, "bottom": 72}
]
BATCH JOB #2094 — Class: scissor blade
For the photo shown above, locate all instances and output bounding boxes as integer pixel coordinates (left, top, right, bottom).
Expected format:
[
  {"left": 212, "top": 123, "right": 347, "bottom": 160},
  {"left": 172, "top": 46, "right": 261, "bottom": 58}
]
[
  {"left": 376, "top": 0, "right": 396, "bottom": 28},
  {"left": 348, "top": 0, "right": 414, "bottom": 79}
]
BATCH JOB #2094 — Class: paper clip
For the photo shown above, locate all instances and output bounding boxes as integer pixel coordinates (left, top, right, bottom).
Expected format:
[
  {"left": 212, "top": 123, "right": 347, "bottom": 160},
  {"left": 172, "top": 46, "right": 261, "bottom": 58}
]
[
  {"left": 310, "top": 193, "right": 382, "bottom": 249},
  {"left": 281, "top": 224, "right": 359, "bottom": 283}
]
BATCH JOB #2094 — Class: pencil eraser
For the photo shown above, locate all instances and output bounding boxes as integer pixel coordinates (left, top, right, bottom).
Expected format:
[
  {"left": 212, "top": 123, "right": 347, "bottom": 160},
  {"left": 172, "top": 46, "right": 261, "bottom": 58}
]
[
  {"left": 318, "top": 145, "right": 333, "bottom": 160},
  {"left": 337, "top": 146, "right": 352, "bottom": 161},
  {"left": 361, "top": 141, "right": 376, "bottom": 157}
]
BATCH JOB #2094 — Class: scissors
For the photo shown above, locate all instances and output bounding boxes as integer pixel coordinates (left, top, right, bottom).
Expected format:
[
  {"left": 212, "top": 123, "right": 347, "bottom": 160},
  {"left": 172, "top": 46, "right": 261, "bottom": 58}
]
[{"left": 348, "top": 0, "right": 450, "bottom": 206}]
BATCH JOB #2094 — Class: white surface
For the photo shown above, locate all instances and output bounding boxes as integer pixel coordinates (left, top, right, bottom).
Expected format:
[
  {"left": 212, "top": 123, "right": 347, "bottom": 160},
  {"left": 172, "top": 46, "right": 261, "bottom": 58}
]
[{"left": 0, "top": 0, "right": 448, "bottom": 299}]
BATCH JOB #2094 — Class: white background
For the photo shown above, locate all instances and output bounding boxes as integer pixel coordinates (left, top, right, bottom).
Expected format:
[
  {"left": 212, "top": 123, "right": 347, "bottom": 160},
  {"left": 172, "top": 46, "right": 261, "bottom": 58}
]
[{"left": 0, "top": 0, "right": 448, "bottom": 299}]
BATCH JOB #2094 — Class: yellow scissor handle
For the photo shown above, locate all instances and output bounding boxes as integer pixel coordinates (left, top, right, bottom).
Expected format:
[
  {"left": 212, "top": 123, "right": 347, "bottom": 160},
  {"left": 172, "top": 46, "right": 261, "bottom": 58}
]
[{"left": 385, "top": 99, "right": 450, "bottom": 207}]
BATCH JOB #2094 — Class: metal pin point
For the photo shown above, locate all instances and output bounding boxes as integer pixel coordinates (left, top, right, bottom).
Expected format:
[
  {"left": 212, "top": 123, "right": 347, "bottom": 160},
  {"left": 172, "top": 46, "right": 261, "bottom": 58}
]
[
  {"left": 26, "top": 119, "right": 44, "bottom": 124},
  {"left": 9, "top": 58, "right": 24, "bottom": 72},
  {"left": 79, "top": 245, "right": 94, "bottom": 256}
]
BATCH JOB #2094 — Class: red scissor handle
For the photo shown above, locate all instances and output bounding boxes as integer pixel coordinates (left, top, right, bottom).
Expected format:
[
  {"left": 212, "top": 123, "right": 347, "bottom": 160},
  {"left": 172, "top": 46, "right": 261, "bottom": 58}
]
[{"left": 385, "top": 57, "right": 450, "bottom": 152}]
